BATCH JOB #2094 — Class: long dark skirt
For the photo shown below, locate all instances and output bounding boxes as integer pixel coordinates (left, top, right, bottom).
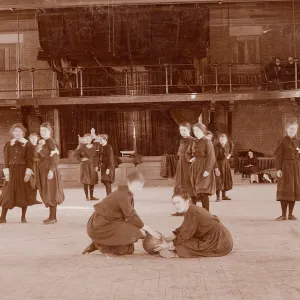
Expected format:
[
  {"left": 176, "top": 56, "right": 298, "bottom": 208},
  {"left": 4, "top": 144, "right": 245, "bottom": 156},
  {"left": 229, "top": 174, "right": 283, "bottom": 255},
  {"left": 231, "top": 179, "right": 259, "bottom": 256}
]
[
  {"left": 190, "top": 157, "right": 216, "bottom": 196},
  {"left": 100, "top": 165, "right": 115, "bottom": 184},
  {"left": 37, "top": 160, "right": 65, "bottom": 207},
  {"left": 175, "top": 222, "right": 233, "bottom": 258},
  {"left": 174, "top": 156, "right": 195, "bottom": 197},
  {"left": 80, "top": 161, "right": 98, "bottom": 185},
  {"left": 277, "top": 160, "right": 300, "bottom": 202},
  {"left": 0, "top": 164, "right": 36, "bottom": 209},
  {"left": 216, "top": 159, "right": 233, "bottom": 192},
  {"left": 87, "top": 213, "right": 144, "bottom": 254}
]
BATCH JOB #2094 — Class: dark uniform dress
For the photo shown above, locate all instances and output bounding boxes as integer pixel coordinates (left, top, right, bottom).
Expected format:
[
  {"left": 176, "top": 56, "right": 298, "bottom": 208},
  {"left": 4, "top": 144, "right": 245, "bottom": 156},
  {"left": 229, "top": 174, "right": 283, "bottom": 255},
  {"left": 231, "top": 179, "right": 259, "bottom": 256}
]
[
  {"left": 174, "top": 136, "right": 195, "bottom": 198},
  {"left": 29, "top": 144, "right": 40, "bottom": 202},
  {"left": 186, "top": 137, "right": 216, "bottom": 196},
  {"left": 243, "top": 156, "right": 258, "bottom": 177},
  {"left": 173, "top": 205, "right": 233, "bottom": 258},
  {"left": 275, "top": 136, "right": 300, "bottom": 202},
  {"left": 0, "top": 139, "right": 36, "bottom": 209},
  {"left": 86, "top": 185, "right": 145, "bottom": 255},
  {"left": 74, "top": 144, "right": 98, "bottom": 185},
  {"left": 214, "top": 141, "right": 233, "bottom": 192},
  {"left": 37, "top": 138, "right": 65, "bottom": 207}
]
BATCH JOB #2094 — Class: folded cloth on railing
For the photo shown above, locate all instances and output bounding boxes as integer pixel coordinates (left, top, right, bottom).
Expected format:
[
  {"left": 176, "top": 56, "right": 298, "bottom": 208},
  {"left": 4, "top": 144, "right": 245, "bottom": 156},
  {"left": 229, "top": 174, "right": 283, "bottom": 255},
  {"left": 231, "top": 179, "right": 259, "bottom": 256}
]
[{"left": 160, "top": 155, "right": 178, "bottom": 179}]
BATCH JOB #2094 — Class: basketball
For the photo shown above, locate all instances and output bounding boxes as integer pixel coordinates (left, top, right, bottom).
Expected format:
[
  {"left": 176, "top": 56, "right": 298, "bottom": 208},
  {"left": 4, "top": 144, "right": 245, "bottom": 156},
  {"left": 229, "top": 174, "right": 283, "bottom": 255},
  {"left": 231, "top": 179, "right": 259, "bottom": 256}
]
[{"left": 142, "top": 232, "right": 165, "bottom": 254}]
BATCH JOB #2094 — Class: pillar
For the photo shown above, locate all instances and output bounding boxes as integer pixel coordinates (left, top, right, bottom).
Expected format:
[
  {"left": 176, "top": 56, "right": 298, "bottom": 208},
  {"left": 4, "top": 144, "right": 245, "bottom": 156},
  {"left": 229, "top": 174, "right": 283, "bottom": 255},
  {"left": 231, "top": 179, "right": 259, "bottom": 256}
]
[
  {"left": 228, "top": 101, "right": 234, "bottom": 139},
  {"left": 53, "top": 108, "right": 61, "bottom": 151}
]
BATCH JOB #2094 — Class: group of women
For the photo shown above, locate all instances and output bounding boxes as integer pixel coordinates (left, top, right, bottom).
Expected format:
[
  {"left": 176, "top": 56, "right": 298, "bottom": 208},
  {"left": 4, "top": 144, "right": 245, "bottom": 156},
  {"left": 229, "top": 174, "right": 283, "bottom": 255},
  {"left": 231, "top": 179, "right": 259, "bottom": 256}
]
[
  {"left": 74, "top": 132, "right": 115, "bottom": 200},
  {"left": 0, "top": 122, "right": 64, "bottom": 224},
  {"left": 173, "top": 122, "right": 233, "bottom": 216}
]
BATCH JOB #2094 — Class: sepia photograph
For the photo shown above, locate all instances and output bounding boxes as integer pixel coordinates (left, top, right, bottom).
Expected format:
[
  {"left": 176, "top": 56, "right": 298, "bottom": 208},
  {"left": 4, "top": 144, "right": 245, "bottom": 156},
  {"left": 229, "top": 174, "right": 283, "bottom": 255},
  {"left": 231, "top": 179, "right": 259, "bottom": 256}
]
[{"left": 0, "top": 0, "right": 299, "bottom": 299}]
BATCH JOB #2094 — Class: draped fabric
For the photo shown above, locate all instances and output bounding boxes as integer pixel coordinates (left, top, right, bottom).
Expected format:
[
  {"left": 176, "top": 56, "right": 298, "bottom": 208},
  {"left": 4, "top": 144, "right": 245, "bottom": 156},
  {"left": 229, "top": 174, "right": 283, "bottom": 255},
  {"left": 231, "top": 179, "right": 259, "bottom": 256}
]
[
  {"left": 37, "top": 5, "right": 209, "bottom": 64},
  {"left": 169, "top": 108, "right": 202, "bottom": 125},
  {"left": 59, "top": 107, "right": 179, "bottom": 158}
]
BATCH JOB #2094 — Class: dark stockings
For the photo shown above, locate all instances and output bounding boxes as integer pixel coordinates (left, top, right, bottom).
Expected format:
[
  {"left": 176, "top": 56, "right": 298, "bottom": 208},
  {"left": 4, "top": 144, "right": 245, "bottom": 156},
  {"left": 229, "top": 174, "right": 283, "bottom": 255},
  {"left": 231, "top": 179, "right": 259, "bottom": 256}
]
[
  {"left": 198, "top": 194, "right": 210, "bottom": 211},
  {"left": 89, "top": 185, "right": 95, "bottom": 199},
  {"left": 21, "top": 207, "right": 27, "bottom": 219},
  {"left": 49, "top": 206, "right": 57, "bottom": 220},
  {"left": 216, "top": 191, "right": 220, "bottom": 198},
  {"left": 280, "top": 201, "right": 288, "bottom": 217},
  {"left": 222, "top": 191, "right": 226, "bottom": 198},
  {"left": 191, "top": 196, "right": 197, "bottom": 205},
  {"left": 104, "top": 182, "right": 112, "bottom": 195},
  {"left": 288, "top": 201, "right": 295, "bottom": 216},
  {"left": 0, "top": 208, "right": 8, "bottom": 220},
  {"left": 84, "top": 184, "right": 89, "bottom": 199}
]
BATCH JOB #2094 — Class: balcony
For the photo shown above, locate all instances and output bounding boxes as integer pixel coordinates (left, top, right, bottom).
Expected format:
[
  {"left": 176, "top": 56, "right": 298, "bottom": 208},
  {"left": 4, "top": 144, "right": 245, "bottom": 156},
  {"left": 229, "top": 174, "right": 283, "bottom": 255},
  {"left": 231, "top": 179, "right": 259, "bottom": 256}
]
[{"left": 1, "top": 61, "right": 300, "bottom": 107}]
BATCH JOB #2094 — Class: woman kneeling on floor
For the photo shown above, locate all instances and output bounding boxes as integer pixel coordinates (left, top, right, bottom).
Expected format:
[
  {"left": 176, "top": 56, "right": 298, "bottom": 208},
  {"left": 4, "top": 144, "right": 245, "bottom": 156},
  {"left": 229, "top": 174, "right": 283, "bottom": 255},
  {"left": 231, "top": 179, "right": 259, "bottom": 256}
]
[
  {"left": 82, "top": 172, "right": 160, "bottom": 256},
  {"left": 154, "top": 188, "right": 233, "bottom": 258}
]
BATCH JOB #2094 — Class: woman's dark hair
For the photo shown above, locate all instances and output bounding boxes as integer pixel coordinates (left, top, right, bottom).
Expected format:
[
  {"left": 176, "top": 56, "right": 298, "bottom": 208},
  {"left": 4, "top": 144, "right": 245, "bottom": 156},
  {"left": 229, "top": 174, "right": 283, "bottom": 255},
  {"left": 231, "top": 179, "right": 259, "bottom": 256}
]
[
  {"left": 172, "top": 187, "right": 190, "bottom": 201},
  {"left": 179, "top": 122, "right": 191, "bottom": 131},
  {"left": 11, "top": 123, "right": 26, "bottom": 134},
  {"left": 29, "top": 133, "right": 39, "bottom": 139},
  {"left": 219, "top": 133, "right": 227, "bottom": 139},
  {"left": 40, "top": 122, "right": 53, "bottom": 133},
  {"left": 127, "top": 171, "right": 144, "bottom": 184},
  {"left": 193, "top": 122, "right": 207, "bottom": 134}
]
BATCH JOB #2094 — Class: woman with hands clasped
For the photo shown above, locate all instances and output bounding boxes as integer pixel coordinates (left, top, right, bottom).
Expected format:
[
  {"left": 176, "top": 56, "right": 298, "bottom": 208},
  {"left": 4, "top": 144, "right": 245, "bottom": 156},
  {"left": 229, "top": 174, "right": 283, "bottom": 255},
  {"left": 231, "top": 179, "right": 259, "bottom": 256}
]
[
  {"left": 185, "top": 123, "right": 216, "bottom": 212},
  {"left": 154, "top": 188, "right": 233, "bottom": 258},
  {"left": 275, "top": 121, "right": 300, "bottom": 221},
  {"left": 37, "top": 122, "right": 65, "bottom": 224}
]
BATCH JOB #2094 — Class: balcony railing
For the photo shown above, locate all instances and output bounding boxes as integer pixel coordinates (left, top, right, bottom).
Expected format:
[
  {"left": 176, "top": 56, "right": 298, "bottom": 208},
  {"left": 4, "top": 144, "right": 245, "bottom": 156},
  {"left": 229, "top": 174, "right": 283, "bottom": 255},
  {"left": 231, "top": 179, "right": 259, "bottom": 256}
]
[{"left": 0, "top": 61, "right": 299, "bottom": 99}]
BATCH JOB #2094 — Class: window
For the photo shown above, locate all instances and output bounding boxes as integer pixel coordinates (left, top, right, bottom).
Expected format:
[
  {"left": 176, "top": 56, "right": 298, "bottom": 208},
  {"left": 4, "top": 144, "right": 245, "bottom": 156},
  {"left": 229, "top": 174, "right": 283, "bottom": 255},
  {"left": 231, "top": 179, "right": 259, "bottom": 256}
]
[
  {"left": 0, "top": 44, "right": 17, "bottom": 71},
  {"left": 233, "top": 36, "right": 260, "bottom": 65}
]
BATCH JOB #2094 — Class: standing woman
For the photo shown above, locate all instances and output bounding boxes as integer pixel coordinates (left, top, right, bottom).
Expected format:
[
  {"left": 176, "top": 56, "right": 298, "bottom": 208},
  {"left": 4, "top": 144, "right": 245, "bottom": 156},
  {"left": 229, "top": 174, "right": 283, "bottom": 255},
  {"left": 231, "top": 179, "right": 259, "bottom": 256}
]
[
  {"left": 98, "top": 134, "right": 115, "bottom": 196},
  {"left": 37, "top": 122, "right": 65, "bottom": 224},
  {"left": 173, "top": 123, "right": 196, "bottom": 216},
  {"left": 275, "top": 121, "right": 300, "bottom": 221},
  {"left": 0, "top": 123, "right": 36, "bottom": 223},
  {"left": 186, "top": 123, "right": 216, "bottom": 211},
  {"left": 74, "top": 133, "right": 99, "bottom": 201},
  {"left": 214, "top": 134, "right": 233, "bottom": 202},
  {"left": 29, "top": 133, "right": 42, "bottom": 204}
]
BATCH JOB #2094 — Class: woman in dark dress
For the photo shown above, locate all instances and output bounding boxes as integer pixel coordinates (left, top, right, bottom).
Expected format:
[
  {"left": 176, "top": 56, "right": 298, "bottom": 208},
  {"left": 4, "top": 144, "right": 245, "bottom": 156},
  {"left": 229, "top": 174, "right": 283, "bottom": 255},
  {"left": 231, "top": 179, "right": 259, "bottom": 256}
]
[
  {"left": 214, "top": 134, "right": 233, "bottom": 202},
  {"left": 74, "top": 133, "right": 99, "bottom": 201},
  {"left": 242, "top": 150, "right": 258, "bottom": 178},
  {"left": 173, "top": 123, "right": 196, "bottom": 216},
  {"left": 275, "top": 121, "right": 300, "bottom": 221},
  {"left": 186, "top": 123, "right": 216, "bottom": 212},
  {"left": 82, "top": 172, "right": 160, "bottom": 256},
  {"left": 37, "top": 122, "right": 65, "bottom": 224},
  {"left": 154, "top": 188, "right": 233, "bottom": 258},
  {"left": 0, "top": 123, "right": 36, "bottom": 223},
  {"left": 98, "top": 134, "right": 115, "bottom": 196},
  {"left": 29, "top": 133, "right": 42, "bottom": 205}
]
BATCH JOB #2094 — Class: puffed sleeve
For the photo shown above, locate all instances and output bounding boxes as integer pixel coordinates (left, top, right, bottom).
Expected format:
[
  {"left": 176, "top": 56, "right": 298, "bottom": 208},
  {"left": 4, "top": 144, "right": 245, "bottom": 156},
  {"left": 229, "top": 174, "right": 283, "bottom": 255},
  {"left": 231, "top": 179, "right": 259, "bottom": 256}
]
[
  {"left": 73, "top": 145, "right": 83, "bottom": 162},
  {"left": 274, "top": 139, "right": 283, "bottom": 171},
  {"left": 47, "top": 139, "right": 60, "bottom": 171},
  {"left": 3, "top": 142, "right": 10, "bottom": 175},
  {"left": 204, "top": 140, "right": 216, "bottom": 172},
  {"left": 118, "top": 194, "right": 144, "bottom": 229},
  {"left": 106, "top": 145, "right": 115, "bottom": 169},
  {"left": 173, "top": 209, "right": 198, "bottom": 246},
  {"left": 25, "top": 142, "right": 34, "bottom": 176}
]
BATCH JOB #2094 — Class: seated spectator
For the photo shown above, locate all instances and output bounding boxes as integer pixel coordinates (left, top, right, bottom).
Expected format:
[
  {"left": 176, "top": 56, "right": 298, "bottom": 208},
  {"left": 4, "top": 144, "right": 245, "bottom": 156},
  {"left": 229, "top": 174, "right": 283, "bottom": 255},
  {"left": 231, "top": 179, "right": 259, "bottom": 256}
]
[
  {"left": 282, "top": 57, "right": 300, "bottom": 89},
  {"left": 264, "top": 57, "right": 284, "bottom": 90},
  {"left": 243, "top": 150, "right": 259, "bottom": 183}
]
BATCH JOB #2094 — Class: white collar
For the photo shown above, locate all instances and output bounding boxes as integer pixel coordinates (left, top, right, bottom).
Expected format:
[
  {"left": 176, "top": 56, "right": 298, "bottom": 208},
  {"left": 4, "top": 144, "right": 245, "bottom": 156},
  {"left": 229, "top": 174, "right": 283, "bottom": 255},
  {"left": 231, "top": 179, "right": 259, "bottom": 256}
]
[{"left": 10, "top": 138, "right": 28, "bottom": 146}]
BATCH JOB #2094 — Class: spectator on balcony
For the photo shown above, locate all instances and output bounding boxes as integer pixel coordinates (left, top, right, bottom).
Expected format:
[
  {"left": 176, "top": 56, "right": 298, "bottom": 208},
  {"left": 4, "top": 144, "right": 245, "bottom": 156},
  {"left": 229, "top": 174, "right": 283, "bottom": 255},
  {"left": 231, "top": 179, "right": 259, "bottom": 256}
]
[
  {"left": 242, "top": 150, "right": 259, "bottom": 183},
  {"left": 282, "top": 57, "right": 299, "bottom": 89},
  {"left": 264, "top": 57, "right": 284, "bottom": 90}
]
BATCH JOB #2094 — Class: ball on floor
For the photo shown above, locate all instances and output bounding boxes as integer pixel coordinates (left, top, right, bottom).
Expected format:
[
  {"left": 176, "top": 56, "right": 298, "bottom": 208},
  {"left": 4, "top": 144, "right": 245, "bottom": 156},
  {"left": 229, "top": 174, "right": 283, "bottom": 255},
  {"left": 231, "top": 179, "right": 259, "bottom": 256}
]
[{"left": 142, "top": 232, "right": 165, "bottom": 254}]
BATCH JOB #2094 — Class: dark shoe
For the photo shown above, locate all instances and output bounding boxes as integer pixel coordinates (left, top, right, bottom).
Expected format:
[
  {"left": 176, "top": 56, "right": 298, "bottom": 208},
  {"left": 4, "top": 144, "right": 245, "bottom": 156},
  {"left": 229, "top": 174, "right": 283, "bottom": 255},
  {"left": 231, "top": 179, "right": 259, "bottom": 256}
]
[
  {"left": 275, "top": 216, "right": 287, "bottom": 221},
  {"left": 0, "top": 218, "right": 6, "bottom": 224},
  {"left": 82, "top": 243, "right": 97, "bottom": 254},
  {"left": 288, "top": 215, "right": 297, "bottom": 220},
  {"left": 86, "top": 197, "right": 89, "bottom": 201},
  {"left": 216, "top": 198, "right": 221, "bottom": 202},
  {"left": 171, "top": 212, "right": 185, "bottom": 217},
  {"left": 90, "top": 197, "right": 99, "bottom": 201},
  {"left": 21, "top": 217, "right": 27, "bottom": 223},
  {"left": 222, "top": 196, "right": 232, "bottom": 200}
]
